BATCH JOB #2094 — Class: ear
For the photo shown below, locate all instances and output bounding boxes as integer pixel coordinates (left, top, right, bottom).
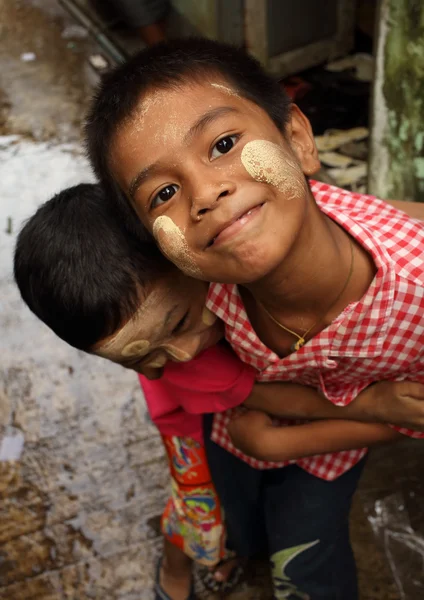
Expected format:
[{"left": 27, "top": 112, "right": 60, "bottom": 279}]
[{"left": 285, "top": 105, "right": 320, "bottom": 176}]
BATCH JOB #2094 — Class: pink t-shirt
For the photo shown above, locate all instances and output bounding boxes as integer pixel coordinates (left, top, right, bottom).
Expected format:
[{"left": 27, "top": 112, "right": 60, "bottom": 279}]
[{"left": 139, "top": 343, "right": 256, "bottom": 443}]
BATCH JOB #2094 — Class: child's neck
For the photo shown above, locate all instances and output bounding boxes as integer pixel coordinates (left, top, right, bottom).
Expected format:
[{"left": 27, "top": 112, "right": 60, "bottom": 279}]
[{"left": 240, "top": 212, "right": 376, "bottom": 357}]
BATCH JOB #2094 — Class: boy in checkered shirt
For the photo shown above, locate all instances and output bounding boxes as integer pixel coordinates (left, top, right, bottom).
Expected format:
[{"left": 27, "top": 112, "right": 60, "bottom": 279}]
[{"left": 85, "top": 39, "right": 424, "bottom": 599}]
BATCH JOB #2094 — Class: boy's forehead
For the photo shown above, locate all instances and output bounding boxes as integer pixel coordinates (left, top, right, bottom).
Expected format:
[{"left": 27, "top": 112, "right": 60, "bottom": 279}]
[
  {"left": 123, "top": 81, "right": 262, "bottom": 145},
  {"left": 110, "top": 79, "right": 270, "bottom": 188},
  {"left": 139, "top": 78, "right": 240, "bottom": 111}
]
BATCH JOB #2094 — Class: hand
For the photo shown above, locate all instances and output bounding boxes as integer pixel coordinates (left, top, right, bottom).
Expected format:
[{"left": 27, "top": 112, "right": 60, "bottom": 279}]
[
  {"left": 227, "top": 410, "right": 274, "bottom": 459},
  {"left": 352, "top": 381, "right": 424, "bottom": 430}
]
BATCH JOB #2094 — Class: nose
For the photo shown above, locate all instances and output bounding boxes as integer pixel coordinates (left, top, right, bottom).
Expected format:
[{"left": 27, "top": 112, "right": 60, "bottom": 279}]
[{"left": 189, "top": 174, "right": 236, "bottom": 222}]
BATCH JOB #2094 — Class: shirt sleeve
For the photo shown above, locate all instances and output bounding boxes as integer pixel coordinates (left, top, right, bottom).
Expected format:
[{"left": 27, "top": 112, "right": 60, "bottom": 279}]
[
  {"left": 139, "top": 374, "right": 203, "bottom": 442},
  {"left": 317, "top": 377, "right": 370, "bottom": 407},
  {"left": 389, "top": 362, "right": 424, "bottom": 438},
  {"left": 389, "top": 425, "right": 424, "bottom": 438},
  {"left": 161, "top": 343, "right": 257, "bottom": 415}
]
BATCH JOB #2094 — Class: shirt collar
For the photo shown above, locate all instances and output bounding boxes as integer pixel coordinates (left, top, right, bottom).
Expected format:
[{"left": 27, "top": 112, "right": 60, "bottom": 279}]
[
  {"left": 206, "top": 194, "right": 397, "bottom": 361},
  {"left": 318, "top": 198, "right": 396, "bottom": 357}
]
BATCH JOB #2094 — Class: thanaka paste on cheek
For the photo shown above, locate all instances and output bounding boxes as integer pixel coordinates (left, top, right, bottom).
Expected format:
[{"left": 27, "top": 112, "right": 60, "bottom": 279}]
[
  {"left": 94, "top": 312, "right": 148, "bottom": 360},
  {"left": 121, "top": 339, "right": 150, "bottom": 358},
  {"left": 153, "top": 216, "right": 202, "bottom": 277},
  {"left": 94, "top": 292, "right": 158, "bottom": 362},
  {"left": 241, "top": 140, "right": 306, "bottom": 198},
  {"left": 145, "top": 355, "right": 168, "bottom": 368},
  {"left": 202, "top": 306, "right": 217, "bottom": 326},
  {"left": 163, "top": 344, "right": 192, "bottom": 362}
]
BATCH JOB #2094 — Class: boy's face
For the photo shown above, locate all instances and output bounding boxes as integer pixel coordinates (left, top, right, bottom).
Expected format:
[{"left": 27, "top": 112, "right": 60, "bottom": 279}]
[
  {"left": 110, "top": 80, "right": 320, "bottom": 284},
  {"left": 93, "top": 270, "right": 223, "bottom": 379}
]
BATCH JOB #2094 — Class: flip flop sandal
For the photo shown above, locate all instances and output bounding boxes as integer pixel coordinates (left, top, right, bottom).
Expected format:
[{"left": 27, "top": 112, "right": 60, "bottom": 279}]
[
  {"left": 154, "top": 559, "right": 197, "bottom": 600},
  {"left": 197, "top": 561, "right": 245, "bottom": 595}
]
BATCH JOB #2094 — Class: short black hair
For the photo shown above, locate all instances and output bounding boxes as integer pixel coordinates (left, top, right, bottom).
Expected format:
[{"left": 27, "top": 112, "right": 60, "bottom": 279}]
[
  {"left": 14, "top": 183, "right": 170, "bottom": 351},
  {"left": 85, "top": 37, "right": 291, "bottom": 219}
]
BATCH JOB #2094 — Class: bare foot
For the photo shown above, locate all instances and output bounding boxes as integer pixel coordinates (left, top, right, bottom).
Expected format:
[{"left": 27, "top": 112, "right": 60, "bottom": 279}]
[
  {"left": 199, "top": 556, "right": 246, "bottom": 593},
  {"left": 212, "top": 557, "right": 242, "bottom": 583}
]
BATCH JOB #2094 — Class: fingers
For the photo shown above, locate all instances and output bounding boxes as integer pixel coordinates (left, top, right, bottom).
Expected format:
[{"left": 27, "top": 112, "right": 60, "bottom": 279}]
[
  {"left": 408, "top": 382, "right": 424, "bottom": 398},
  {"left": 397, "top": 381, "right": 424, "bottom": 398}
]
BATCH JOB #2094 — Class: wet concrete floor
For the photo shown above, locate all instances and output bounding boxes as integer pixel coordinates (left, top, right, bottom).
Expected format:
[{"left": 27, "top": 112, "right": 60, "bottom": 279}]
[{"left": 0, "top": 1, "right": 423, "bottom": 598}]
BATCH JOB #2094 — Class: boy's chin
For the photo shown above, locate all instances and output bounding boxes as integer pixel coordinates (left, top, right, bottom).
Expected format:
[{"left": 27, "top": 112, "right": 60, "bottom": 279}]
[
  {"left": 206, "top": 267, "right": 273, "bottom": 285},
  {"left": 202, "top": 253, "right": 280, "bottom": 285}
]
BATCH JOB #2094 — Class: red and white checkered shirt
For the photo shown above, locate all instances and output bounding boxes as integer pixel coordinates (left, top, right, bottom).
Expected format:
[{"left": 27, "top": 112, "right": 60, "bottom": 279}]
[{"left": 207, "top": 181, "right": 424, "bottom": 480}]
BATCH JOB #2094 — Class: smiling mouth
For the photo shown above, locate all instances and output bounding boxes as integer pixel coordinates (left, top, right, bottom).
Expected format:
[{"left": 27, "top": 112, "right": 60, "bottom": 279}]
[{"left": 207, "top": 203, "right": 265, "bottom": 248}]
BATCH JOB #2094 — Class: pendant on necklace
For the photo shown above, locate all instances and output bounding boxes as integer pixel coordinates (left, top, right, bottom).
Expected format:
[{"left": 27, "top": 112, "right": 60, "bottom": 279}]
[{"left": 291, "top": 338, "right": 305, "bottom": 352}]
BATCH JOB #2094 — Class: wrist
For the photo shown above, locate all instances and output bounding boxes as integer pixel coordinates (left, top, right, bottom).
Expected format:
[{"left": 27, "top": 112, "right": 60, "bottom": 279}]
[{"left": 344, "top": 385, "right": 381, "bottom": 423}]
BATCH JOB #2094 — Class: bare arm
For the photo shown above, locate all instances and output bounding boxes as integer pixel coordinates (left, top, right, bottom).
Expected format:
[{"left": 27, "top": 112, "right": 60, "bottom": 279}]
[
  {"left": 245, "top": 380, "right": 424, "bottom": 430},
  {"left": 385, "top": 199, "right": 424, "bottom": 220},
  {"left": 227, "top": 410, "right": 403, "bottom": 462},
  {"left": 245, "top": 382, "right": 346, "bottom": 420}
]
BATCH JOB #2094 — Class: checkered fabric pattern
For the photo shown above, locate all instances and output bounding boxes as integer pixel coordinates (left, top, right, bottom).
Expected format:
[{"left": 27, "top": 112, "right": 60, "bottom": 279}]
[{"left": 207, "top": 181, "right": 424, "bottom": 480}]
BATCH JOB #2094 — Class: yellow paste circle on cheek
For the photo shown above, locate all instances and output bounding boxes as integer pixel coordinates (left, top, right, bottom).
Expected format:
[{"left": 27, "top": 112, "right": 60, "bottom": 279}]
[
  {"left": 202, "top": 306, "right": 217, "bottom": 326},
  {"left": 121, "top": 339, "right": 151, "bottom": 357},
  {"left": 152, "top": 215, "right": 202, "bottom": 277},
  {"left": 163, "top": 345, "right": 192, "bottom": 362},
  {"left": 146, "top": 355, "right": 168, "bottom": 368},
  {"left": 241, "top": 140, "right": 302, "bottom": 195}
]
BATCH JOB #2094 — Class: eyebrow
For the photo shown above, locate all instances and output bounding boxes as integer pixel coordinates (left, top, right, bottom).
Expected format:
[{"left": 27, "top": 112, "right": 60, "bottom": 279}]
[
  {"left": 129, "top": 162, "right": 165, "bottom": 199},
  {"left": 128, "top": 106, "right": 240, "bottom": 199},
  {"left": 183, "top": 106, "right": 240, "bottom": 145}
]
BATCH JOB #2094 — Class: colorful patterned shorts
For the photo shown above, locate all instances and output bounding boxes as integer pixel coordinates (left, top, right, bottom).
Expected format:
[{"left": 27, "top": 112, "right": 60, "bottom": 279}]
[{"left": 161, "top": 435, "right": 227, "bottom": 566}]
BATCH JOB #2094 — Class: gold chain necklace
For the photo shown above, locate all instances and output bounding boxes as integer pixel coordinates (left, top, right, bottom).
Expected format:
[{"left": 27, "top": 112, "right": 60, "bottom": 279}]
[{"left": 259, "top": 237, "right": 355, "bottom": 352}]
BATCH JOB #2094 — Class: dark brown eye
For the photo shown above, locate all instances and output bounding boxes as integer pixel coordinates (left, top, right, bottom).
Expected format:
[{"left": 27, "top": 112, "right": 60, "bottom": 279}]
[
  {"left": 152, "top": 184, "right": 179, "bottom": 208},
  {"left": 211, "top": 135, "right": 237, "bottom": 159}
]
